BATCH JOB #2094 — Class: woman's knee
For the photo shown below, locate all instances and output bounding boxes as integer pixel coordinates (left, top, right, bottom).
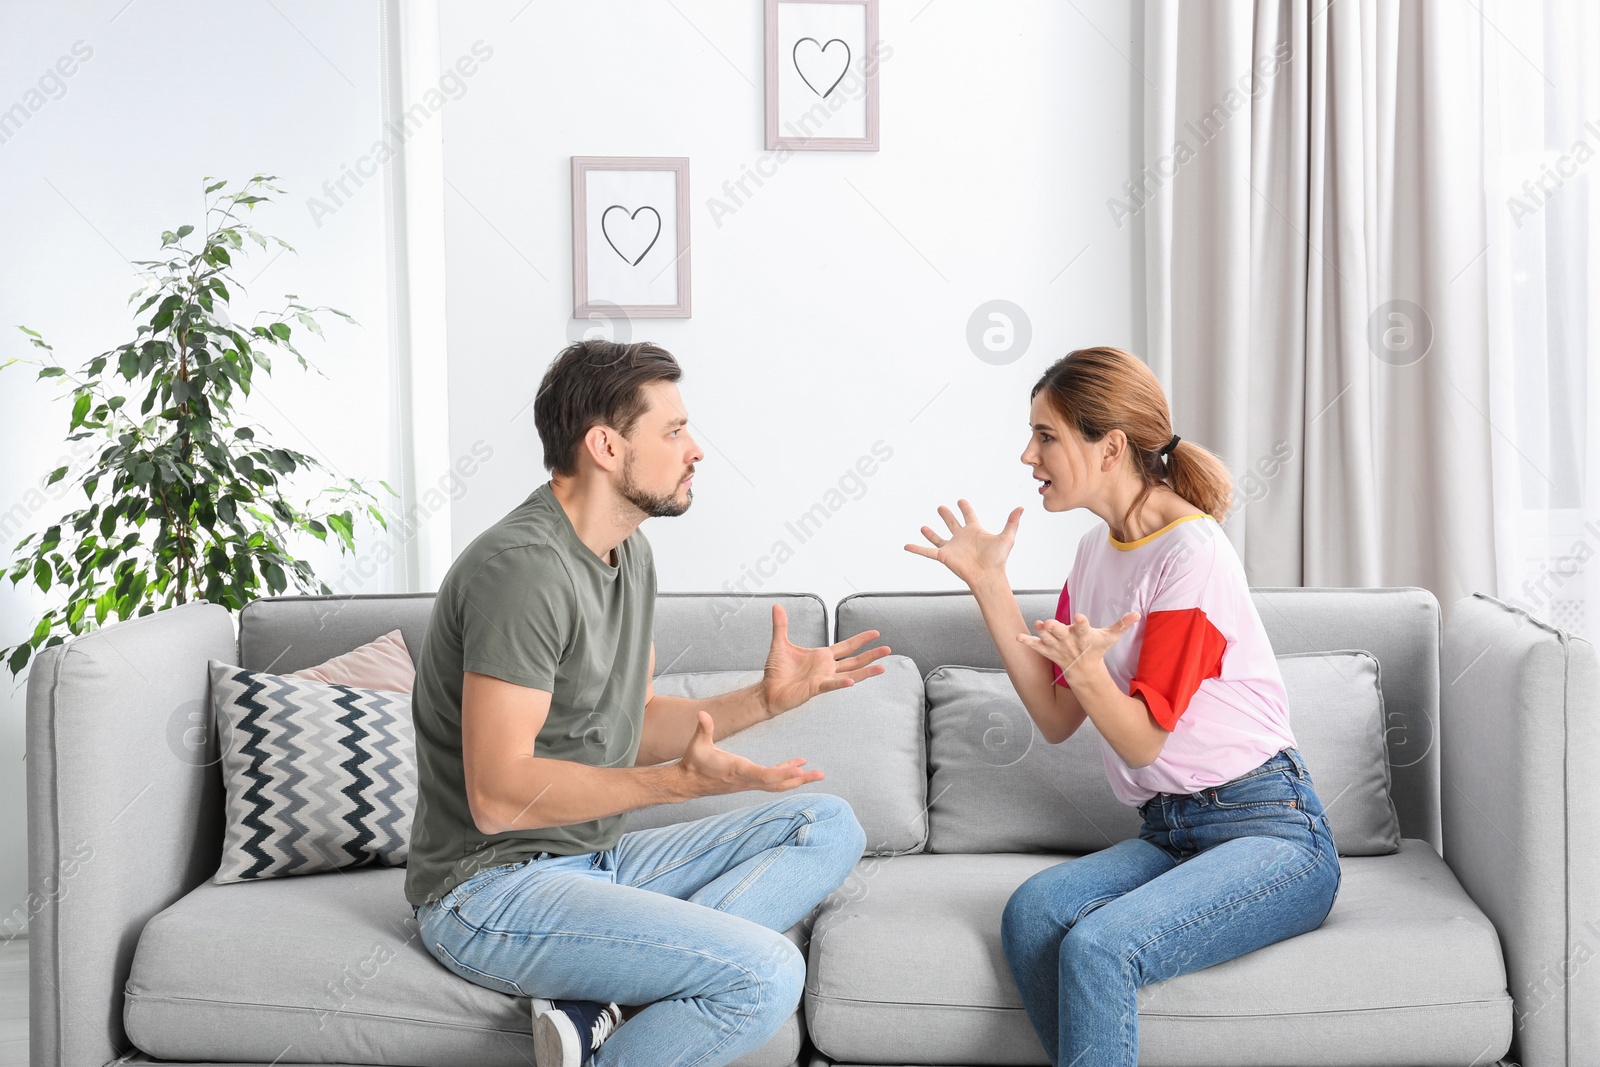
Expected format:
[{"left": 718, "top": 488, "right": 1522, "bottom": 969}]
[{"left": 1001, "top": 875, "right": 1063, "bottom": 950}]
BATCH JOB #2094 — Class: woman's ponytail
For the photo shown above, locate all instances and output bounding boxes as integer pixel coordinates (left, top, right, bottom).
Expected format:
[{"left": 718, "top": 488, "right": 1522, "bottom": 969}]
[{"left": 1159, "top": 436, "right": 1235, "bottom": 525}]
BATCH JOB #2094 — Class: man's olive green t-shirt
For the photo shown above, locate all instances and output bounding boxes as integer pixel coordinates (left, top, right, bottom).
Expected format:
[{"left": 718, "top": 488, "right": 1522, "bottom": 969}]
[{"left": 404, "top": 480, "right": 655, "bottom": 908}]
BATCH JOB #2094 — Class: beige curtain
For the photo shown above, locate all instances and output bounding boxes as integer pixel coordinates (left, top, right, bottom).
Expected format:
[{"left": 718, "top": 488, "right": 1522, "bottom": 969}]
[{"left": 1142, "top": 0, "right": 1495, "bottom": 619}]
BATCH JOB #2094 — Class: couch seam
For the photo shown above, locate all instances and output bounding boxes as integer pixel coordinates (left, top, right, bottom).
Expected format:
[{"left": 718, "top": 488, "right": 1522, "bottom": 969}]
[
  {"left": 1561, "top": 623, "right": 1572, "bottom": 1055},
  {"left": 802, "top": 989, "right": 1514, "bottom": 1015},
  {"left": 123, "top": 989, "right": 534, "bottom": 1034}
]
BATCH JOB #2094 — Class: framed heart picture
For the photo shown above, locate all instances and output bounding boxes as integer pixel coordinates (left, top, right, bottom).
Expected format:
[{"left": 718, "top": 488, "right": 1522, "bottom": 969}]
[
  {"left": 571, "top": 156, "right": 691, "bottom": 319},
  {"left": 765, "top": 0, "right": 881, "bottom": 151}
]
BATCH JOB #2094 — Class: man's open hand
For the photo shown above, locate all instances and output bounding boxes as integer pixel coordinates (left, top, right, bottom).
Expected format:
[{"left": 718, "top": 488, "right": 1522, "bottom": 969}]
[
  {"left": 760, "top": 603, "right": 891, "bottom": 716},
  {"left": 674, "top": 710, "right": 825, "bottom": 798}
]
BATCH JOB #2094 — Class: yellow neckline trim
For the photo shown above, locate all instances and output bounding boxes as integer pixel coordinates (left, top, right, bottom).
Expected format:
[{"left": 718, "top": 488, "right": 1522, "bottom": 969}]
[{"left": 1108, "top": 513, "right": 1209, "bottom": 550}]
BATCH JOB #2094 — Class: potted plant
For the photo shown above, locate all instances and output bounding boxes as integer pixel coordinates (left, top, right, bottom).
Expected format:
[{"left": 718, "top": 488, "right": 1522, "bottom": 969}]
[{"left": 1, "top": 173, "right": 395, "bottom": 678}]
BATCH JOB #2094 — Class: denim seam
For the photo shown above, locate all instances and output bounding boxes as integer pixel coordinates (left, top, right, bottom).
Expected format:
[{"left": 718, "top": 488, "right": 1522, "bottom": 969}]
[
  {"left": 442, "top": 859, "right": 528, "bottom": 914},
  {"left": 1214, "top": 761, "right": 1294, "bottom": 789},
  {"left": 1123, "top": 847, "right": 1323, "bottom": 970},
  {"left": 486, "top": 928, "right": 769, "bottom": 1067},
  {"left": 427, "top": 925, "right": 772, "bottom": 1065},
  {"left": 433, "top": 938, "right": 530, "bottom": 997},
  {"left": 634, "top": 809, "right": 816, "bottom": 888},
  {"left": 1207, "top": 796, "right": 1299, "bottom": 811},
  {"left": 710, "top": 844, "right": 788, "bottom": 912},
  {"left": 1207, "top": 770, "right": 1301, "bottom": 809},
  {"left": 1070, "top": 893, "right": 1124, "bottom": 927},
  {"left": 429, "top": 921, "right": 777, "bottom": 1001}
]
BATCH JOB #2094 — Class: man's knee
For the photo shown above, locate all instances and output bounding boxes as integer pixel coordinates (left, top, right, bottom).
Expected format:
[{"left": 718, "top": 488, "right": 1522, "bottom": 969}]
[
  {"left": 802, "top": 793, "right": 866, "bottom": 858},
  {"left": 738, "top": 931, "right": 807, "bottom": 1019}
]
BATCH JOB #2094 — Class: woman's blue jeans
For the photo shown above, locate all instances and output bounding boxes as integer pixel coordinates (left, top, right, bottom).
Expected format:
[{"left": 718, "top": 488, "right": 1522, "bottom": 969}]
[
  {"left": 1000, "top": 746, "right": 1342, "bottom": 1067},
  {"left": 413, "top": 792, "right": 865, "bottom": 1067}
]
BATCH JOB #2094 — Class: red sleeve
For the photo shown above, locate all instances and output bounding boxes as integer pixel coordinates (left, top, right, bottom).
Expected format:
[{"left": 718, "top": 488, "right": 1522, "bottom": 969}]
[
  {"left": 1127, "top": 608, "right": 1226, "bottom": 731},
  {"left": 1050, "top": 580, "right": 1071, "bottom": 689}
]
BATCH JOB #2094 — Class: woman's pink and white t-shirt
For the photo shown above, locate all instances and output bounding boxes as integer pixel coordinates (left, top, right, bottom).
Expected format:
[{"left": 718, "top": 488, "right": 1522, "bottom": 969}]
[{"left": 1051, "top": 512, "right": 1297, "bottom": 806}]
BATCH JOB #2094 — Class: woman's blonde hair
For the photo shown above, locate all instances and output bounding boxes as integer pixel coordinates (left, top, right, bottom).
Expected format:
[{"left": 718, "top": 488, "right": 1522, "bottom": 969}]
[{"left": 1030, "top": 346, "right": 1235, "bottom": 532}]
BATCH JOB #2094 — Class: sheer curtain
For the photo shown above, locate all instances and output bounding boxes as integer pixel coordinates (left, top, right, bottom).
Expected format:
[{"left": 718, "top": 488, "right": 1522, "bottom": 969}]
[
  {"left": 1484, "top": 0, "right": 1600, "bottom": 641},
  {"left": 1142, "top": 0, "right": 1496, "bottom": 618}
]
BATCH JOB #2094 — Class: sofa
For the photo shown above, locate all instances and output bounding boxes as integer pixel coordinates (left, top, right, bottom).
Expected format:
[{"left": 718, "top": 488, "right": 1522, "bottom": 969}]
[{"left": 24, "top": 585, "right": 1599, "bottom": 1066}]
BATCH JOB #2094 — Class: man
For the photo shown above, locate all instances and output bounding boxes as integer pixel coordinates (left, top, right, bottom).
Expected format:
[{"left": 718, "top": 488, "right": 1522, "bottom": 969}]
[{"left": 405, "top": 339, "right": 884, "bottom": 1066}]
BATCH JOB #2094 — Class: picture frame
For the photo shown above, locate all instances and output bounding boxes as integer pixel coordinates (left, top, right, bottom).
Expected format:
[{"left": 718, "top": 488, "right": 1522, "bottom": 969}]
[
  {"left": 571, "top": 155, "right": 691, "bottom": 319},
  {"left": 765, "top": 0, "right": 881, "bottom": 152}
]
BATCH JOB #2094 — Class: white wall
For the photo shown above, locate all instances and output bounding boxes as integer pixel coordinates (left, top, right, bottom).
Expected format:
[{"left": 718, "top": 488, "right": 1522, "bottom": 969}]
[
  {"left": 0, "top": 0, "right": 398, "bottom": 934},
  {"left": 0, "top": 0, "right": 1145, "bottom": 937},
  {"left": 437, "top": 0, "right": 1146, "bottom": 610}
]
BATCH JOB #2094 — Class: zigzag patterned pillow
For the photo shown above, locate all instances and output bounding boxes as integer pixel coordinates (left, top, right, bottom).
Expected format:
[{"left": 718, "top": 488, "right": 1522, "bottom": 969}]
[{"left": 206, "top": 659, "right": 416, "bottom": 883}]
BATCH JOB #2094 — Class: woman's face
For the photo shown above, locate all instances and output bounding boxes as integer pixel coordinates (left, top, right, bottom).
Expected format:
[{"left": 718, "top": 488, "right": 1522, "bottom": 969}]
[{"left": 1021, "top": 392, "right": 1102, "bottom": 513}]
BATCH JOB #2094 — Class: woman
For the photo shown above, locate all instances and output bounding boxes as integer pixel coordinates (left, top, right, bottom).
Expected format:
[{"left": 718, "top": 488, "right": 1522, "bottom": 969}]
[{"left": 904, "top": 346, "right": 1341, "bottom": 1067}]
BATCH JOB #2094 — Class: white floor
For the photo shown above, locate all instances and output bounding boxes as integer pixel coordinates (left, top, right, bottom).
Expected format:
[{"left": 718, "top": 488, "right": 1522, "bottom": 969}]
[{"left": 0, "top": 937, "right": 22, "bottom": 1067}]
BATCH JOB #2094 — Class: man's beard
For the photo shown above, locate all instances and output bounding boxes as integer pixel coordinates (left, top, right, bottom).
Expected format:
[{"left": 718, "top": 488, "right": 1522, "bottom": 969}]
[{"left": 619, "top": 455, "right": 691, "bottom": 518}]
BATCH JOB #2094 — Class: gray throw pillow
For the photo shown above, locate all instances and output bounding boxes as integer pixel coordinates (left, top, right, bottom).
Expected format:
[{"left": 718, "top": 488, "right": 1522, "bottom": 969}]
[
  {"left": 622, "top": 654, "right": 927, "bottom": 855},
  {"left": 207, "top": 660, "right": 416, "bottom": 883},
  {"left": 925, "top": 650, "right": 1401, "bottom": 857}
]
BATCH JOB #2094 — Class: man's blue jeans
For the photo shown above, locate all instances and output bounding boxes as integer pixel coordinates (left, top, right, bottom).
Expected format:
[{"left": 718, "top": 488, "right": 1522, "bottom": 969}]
[
  {"left": 1001, "top": 746, "right": 1342, "bottom": 1067},
  {"left": 414, "top": 792, "right": 866, "bottom": 1067}
]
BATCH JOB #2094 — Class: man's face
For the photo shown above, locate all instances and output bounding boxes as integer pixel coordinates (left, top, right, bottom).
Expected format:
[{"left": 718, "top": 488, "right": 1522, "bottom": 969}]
[{"left": 616, "top": 380, "right": 703, "bottom": 518}]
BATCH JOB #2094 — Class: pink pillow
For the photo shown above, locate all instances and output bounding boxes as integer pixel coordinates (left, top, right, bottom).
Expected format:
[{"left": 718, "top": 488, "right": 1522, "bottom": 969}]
[{"left": 287, "top": 629, "right": 415, "bottom": 694}]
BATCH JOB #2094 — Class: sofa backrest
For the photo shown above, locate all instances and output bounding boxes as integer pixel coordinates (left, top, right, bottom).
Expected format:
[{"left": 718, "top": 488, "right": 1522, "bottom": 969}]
[
  {"left": 836, "top": 586, "right": 1442, "bottom": 853},
  {"left": 236, "top": 585, "right": 1441, "bottom": 854},
  {"left": 237, "top": 591, "right": 829, "bottom": 675}
]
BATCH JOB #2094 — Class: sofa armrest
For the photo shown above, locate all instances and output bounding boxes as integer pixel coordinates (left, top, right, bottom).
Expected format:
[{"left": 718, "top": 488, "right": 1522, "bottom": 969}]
[
  {"left": 26, "top": 602, "right": 236, "bottom": 1067},
  {"left": 1441, "top": 592, "right": 1600, "bottom": 1067}
]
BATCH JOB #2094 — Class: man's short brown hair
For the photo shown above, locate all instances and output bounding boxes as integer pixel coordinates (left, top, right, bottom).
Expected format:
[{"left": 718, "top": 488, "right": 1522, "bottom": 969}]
[{"left": 532, "top": 340, "right": 683, "bottom": 477}]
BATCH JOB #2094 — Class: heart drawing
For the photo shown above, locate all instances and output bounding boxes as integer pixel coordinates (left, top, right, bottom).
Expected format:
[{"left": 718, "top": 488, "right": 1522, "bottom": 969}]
[
  {"left": 792, "top": 36, "right": 851, "bottom": 98},
  {"left": 600, "top": 204, "right": 662, "bottom": 266}
]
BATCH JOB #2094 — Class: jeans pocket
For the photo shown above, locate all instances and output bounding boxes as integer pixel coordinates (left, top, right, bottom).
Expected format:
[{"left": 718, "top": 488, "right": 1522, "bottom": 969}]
[
  {"left": 1208, "top": 770, "right": 1300, "bottom": 809},
  {"left": 433, "top": 937, "right": 529, "bottom": 998},
  {"left": 445, "top": 857, "right": 531, "bottom": 915}
]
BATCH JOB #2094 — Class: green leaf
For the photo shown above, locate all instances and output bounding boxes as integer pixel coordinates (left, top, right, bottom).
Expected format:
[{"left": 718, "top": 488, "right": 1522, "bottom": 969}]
[
  {"left": 269, "top": 322, "right": 290, "bottom": 341},
  {"left": 37, "top": 365, "right": 66, "bottom": 378},
  {"left": 176, "top": 224, "right": 194, "bottom": 238},
  {"left": 33, "top": 559, "right": 50, "bottom": 593},
  {"left": 7, "top": 644, "right": 29, "bottom": 674},
  {"left": 204, "top": 180, "right": 227, "bottom": 194},
  {"left": 45, "top": 466, "right": 68, "bottom": 487}
]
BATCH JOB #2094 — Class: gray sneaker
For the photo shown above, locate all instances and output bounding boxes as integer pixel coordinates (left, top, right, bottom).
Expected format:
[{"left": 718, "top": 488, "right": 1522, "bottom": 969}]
[{"left": 530, "top": 997, "right": 624, "bottom": 1066}]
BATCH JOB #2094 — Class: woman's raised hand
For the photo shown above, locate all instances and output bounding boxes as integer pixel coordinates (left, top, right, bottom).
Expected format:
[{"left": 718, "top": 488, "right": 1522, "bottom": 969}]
[{"left": 904, "top": 499, "right": 1023, "bottom": 587}]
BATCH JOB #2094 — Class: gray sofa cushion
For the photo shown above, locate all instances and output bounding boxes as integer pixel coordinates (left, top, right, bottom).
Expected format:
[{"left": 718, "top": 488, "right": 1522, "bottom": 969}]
[
  {"left": 1275, "top": 651, "right": 1402, "bottom": 855},
  {"left": 623, "top": 655, "right": 927, "bottom": 855},
  {"left": 123, "top": 865, "right": 804, "bottom": 1067},
  {"left": 837, "top": 587, "right": 1444, "bottom": 850},
  {"left": 803, "top": 845, "right": 1511, "bottom": 1065},
  {"left": 924, "top": 651, "right": 1401, "bottom": 857},
  {"left": 923, "top": 664, "right": 1142, "bottom": 855}
]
